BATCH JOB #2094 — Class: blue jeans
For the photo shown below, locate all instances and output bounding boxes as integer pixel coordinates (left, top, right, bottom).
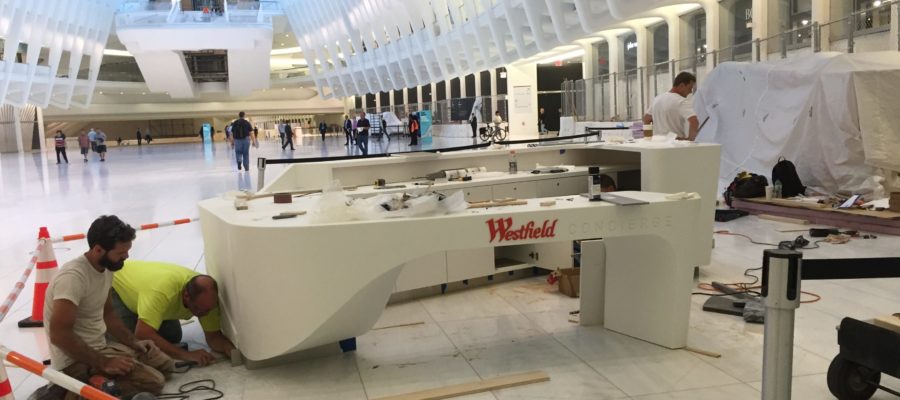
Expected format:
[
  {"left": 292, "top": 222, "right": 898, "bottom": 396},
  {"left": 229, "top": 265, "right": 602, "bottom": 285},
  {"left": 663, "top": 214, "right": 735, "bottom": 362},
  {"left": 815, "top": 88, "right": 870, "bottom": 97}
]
[
  {"left": 357, "top": 133, "right": 368, "bottom": 155},
  {"left": 234, "top": 138, "right": 250, "bottom": 169}
]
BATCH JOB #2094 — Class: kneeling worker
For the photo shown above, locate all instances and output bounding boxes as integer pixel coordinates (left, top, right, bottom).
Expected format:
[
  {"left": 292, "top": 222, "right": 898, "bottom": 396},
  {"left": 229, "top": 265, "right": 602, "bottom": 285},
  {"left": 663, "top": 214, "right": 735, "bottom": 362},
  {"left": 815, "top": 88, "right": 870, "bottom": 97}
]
[{"left": 111, "top": 260, "right": 235, "bottom": 366}]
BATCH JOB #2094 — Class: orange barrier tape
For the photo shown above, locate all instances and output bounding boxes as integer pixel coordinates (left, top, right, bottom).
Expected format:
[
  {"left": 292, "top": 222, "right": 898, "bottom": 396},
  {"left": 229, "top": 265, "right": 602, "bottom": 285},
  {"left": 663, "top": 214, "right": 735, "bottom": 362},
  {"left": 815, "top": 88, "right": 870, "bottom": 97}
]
[
  {"left": 61, "top": 234, "right": 85, "bottom": 242},
  {"left": 7, "top": 351, "right": 45, "bottom": 375},
  {"left": 51, "top": 218, "right": 198, "bottom": 243},
  {"left": 2, "top": 345, "right": 119, "bottom": 400}
]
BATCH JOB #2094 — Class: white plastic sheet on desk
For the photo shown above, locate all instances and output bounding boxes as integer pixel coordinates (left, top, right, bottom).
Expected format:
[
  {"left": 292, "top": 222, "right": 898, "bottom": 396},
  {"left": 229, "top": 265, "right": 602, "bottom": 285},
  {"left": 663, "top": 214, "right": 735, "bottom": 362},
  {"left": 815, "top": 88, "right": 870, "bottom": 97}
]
[
  {"left": 694, "top": 52, "right": 900, "bottom": 196},
  {"left": 310, "top": 180, "right": 468, "bottom": 223}
]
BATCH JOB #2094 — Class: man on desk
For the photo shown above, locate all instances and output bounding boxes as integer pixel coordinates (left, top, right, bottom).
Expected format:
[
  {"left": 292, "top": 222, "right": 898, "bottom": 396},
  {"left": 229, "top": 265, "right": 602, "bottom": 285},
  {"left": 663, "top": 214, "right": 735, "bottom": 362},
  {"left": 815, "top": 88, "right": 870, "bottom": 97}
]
[
  {"left": 643, "top": 72, "right": 699, "bottom": 141},
  {"left": 110, "top": 261, "right": 235, "bottom": 366}
]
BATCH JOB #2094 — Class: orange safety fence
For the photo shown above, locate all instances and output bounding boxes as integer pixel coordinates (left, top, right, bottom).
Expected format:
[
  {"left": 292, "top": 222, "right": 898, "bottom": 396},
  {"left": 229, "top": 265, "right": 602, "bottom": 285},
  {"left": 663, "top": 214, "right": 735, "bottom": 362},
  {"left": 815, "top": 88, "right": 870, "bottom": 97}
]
[{"left": 0, "top": 345, "right": 117, "bottom": 400}]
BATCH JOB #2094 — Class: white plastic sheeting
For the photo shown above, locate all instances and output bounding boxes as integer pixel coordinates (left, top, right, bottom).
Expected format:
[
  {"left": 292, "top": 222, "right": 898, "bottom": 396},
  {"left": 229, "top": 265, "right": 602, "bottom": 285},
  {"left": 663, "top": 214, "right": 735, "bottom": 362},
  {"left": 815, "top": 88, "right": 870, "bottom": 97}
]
[{"left": 694, "top": 52, "right": 900, "bottom": 196}]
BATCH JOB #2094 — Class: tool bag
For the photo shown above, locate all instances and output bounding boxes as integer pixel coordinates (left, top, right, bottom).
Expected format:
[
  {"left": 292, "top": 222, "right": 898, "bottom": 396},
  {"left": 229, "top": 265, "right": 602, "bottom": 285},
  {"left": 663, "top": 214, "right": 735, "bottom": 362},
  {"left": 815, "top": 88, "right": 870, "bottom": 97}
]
[{"left": 724, "top": 172, "right": 768, "bottom": 207}]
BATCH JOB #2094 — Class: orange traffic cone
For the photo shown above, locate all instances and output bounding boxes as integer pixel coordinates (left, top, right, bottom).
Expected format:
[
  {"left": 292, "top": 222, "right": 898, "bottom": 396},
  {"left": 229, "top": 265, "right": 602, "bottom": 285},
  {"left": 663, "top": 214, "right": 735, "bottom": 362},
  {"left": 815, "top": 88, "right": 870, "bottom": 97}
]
[
  {"left": 18, "top": 227, "right": 58, "bottom": 328},
  {"left": 0, "top": 358, "right": 11, "bottom": 400}
]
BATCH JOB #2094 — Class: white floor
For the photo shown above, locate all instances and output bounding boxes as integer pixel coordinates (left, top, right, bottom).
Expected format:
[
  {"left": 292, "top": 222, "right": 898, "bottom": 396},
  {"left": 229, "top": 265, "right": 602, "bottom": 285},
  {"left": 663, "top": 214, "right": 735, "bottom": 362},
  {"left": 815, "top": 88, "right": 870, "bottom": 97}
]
[{"left": 1, "top": 135, "right": 899, "bottom": 399}]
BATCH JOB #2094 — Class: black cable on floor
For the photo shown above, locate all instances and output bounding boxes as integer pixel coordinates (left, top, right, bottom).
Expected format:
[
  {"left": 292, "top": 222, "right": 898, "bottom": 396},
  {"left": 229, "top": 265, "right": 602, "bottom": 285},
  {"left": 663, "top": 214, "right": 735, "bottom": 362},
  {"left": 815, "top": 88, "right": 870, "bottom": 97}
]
[{"left": 156, "top": 379, "right": 223, "bottom": 400}]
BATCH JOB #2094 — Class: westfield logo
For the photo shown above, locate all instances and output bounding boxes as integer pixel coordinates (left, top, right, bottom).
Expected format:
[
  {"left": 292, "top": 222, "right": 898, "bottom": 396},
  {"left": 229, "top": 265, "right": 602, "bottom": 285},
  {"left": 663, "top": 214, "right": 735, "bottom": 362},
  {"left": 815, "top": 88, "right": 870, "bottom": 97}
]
[{"left": 486, "top": 218, "right": 558, "bottom": 243}]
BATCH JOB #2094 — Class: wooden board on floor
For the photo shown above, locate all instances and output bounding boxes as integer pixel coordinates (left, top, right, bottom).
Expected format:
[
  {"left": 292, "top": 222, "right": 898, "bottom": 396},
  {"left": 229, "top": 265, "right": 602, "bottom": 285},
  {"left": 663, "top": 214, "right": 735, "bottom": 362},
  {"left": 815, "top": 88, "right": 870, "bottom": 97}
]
[
  {"left": 371, "top": 371, "right": 550, "bottom": 400},
  {"left": 744, "top": 197, "right": 900, "bottom": 220},
  {"left": 758, "top": 214, "right": 810, "bottom": 225}
]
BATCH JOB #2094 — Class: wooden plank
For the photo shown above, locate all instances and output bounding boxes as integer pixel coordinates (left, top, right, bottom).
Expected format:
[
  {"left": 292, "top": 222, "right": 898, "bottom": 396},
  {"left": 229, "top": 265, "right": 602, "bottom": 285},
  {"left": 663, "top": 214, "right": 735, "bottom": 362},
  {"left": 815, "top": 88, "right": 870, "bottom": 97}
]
[
  {"left": 873, "top": 314, "right": 900, "bottom": 334},
  {"left": 371, "top": 371, "right": 550, "bottom": 400},
  {"left": 733, "top": 199, "right": 900, "bottom": 236},
  {"left": 371, "top": 321, "right": 425, "bottom": 330},
  {"left": 468, "top": 200, "right": 529, "bottom": 209},
  {"left": 758, "top": 214, "right": 810, "bottom": 225}
]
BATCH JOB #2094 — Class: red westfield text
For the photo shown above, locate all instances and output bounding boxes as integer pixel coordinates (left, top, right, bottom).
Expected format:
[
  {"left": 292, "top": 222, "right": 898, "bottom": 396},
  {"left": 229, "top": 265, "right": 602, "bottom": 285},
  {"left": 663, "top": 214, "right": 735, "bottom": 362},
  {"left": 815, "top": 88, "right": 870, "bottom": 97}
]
[{"left": 486, "top": 218, "right": 558, "bottom": 242}]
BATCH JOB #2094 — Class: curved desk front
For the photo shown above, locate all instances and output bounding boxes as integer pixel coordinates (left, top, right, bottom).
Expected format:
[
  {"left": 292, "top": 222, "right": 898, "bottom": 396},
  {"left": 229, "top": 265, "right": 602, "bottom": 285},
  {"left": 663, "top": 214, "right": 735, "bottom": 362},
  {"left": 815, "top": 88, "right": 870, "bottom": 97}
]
[{"left": 199, "top": 191, "right": 703, "bottom": 363}]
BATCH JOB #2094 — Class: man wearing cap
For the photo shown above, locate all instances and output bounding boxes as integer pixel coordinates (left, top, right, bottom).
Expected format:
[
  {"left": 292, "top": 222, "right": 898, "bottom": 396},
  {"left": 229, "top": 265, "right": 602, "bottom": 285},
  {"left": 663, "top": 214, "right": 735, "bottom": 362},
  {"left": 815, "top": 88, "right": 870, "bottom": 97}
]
[{"left": 110, "top": 260, "right": 235, "bottom": 367}]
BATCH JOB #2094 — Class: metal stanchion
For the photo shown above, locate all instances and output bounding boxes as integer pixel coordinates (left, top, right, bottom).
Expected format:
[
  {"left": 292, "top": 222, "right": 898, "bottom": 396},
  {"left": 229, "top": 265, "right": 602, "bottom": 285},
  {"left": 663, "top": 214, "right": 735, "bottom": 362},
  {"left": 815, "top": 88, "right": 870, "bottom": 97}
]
[
  {"left": 761, "top": 249, "right": 803, "bottom": 400},
  {"left": 256, "top": 157, "right": 267, "bottom": 191}
]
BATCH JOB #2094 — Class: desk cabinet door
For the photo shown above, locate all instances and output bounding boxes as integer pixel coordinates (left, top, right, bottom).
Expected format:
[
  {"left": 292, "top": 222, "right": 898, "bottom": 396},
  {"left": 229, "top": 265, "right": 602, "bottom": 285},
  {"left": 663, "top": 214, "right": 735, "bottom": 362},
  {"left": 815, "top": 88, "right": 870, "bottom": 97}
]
[
  {"left": 492, "top": 181, "right": 536, "bottom": 199},
  {"left": 536, "top": 176, "right": 587, "bottom": 197},
  {"left": 446, "top": 248, "right": 494, "bottom": 282},
  {"left": 533, "top": 242, "right": 574, "bottom": 270},
  {"left": 453, "top": 186, "right": 492, "bottom": 202},
  {"left": 395, "top": 252, "right": 447, "bottom": 292}
]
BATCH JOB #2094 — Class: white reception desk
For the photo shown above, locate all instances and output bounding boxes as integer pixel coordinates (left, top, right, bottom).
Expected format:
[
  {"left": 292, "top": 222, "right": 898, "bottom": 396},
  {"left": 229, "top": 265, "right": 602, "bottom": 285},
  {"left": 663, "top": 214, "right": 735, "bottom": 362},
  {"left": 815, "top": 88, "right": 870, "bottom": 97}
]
[{"left": 198, "top": 142, "right": 720, "bottom": 363}]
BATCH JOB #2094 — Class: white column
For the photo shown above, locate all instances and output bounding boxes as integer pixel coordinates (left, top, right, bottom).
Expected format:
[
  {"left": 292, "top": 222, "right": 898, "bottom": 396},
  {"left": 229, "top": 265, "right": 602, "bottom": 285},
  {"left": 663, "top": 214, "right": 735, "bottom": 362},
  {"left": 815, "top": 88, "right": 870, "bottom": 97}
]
[
  {"left": 374, "top": 92, "right": 381, "bottom": 111},
  {"left": 505, "top": 62, "right": 538, "bottom": 140},
  {"left": 891, "top": 0, "right": 899, "bottom": 51},
  {"left": 430, "top": 82, "right": 437, "bottom": 104},
  {"left": 473, "top": 72, "right": 482, "bottom": 97},
  {"left": 705, "top": 2, "right": 721, "bottom": 70},
  {"left": 811, "top": 0, "right": 830, "bottom": 52},
  {"left": 459, "top": 76, "right": 467, "bottom": 98},
  {"left": 667, "top": 15, "right": 683, "bottom": 63},
  {"left": 634, "top": 26, "right": 650, "bottom": 115},
  {"left": 752, "top": 0, "right": 770, "bottom": 61},
  {"left": 388, "top": 90, "right": 395, "bottom": 111},
  {"left": 416, "top": 86, "right": 423, "bottom": 108},
  {"left": 489, "top": 69, "right": 498, "bottom": 116},
  {"left": 581, "top": 41, "right": 598, "bottom": 121},
  {"left": 604, "top": 35, "right": 623, "bottom": 120},
  {"left": 13, "top": 107, "right": 24, "bottom": 153},
  {"left": 37, "top": 107, "right": 47, "bottom": 154}
]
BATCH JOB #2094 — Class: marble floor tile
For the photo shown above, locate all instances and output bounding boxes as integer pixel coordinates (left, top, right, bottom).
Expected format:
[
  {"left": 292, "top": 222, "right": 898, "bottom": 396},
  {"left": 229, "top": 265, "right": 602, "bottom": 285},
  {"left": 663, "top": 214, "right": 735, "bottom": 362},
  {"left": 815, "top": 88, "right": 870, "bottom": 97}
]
[
  {"left": 459, "top": 336, "right": 629, "bottom": 400},
  {"left": 419, "top": 287, "right": 521, "bottom": 323},
  {"left": 439, "top": 314, "right": 547, "bottom": 351},
  {"left": 747, "top": 373, "right": 900, "bottom": 399},
  {"left": 554, "top": 327, "right": 741, "bottom": 396},
  {"left": 630, "top": 383, "right": 760, "bottom": 400}
]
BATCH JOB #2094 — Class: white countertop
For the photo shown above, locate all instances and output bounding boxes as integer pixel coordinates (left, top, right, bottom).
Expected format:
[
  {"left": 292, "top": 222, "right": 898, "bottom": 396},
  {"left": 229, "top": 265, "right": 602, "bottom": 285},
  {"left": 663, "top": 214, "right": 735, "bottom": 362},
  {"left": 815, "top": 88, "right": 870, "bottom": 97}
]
[{"left": 199, "top": 191, "right": 683, "bottom": 229}]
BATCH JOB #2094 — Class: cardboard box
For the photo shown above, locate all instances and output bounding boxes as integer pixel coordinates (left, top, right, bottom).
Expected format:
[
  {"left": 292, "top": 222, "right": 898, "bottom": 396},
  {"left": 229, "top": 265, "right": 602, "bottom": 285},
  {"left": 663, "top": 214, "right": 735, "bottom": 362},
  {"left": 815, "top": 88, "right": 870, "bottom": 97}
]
[
  {"left": 890, "top": 192, "right": 900, "bottom": 213},
  {"left": 557, "top": 268, "right": 580, "bottom": 298}
]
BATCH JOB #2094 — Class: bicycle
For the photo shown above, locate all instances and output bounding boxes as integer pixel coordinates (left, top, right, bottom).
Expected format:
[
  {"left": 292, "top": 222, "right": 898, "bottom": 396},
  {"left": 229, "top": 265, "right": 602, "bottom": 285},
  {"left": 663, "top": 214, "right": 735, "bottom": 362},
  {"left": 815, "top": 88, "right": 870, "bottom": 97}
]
[{"left": 478, "top": 122, "right": 508, "bottom": 142}]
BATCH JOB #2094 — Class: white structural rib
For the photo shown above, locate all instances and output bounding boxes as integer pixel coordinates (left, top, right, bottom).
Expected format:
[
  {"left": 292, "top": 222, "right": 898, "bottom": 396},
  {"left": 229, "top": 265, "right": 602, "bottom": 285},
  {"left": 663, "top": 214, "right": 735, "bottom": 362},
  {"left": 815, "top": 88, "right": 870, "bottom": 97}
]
[
  {"left": 280, "top": 0, "right": 704, "bottom": 99},
  {"left": 0, "top": 0, "right": 117, "bottom": 109}
]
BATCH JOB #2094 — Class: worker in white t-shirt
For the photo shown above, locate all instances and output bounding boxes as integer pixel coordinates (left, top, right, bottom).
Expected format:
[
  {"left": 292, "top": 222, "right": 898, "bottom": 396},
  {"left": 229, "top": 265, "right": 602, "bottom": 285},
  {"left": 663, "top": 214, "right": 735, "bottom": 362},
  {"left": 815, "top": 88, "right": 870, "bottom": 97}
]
[{"left": 643, "top": 72, "right": 699, "bottom": 141}]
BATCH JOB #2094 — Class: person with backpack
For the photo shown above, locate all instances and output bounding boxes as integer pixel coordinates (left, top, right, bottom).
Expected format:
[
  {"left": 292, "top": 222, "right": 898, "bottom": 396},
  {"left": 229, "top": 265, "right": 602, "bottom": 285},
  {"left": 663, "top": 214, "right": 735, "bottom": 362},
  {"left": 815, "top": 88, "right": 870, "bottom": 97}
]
[
  {"left": 54, "top": 130, "right": 68, "bottom": 164},
  {"left": 230, "top": 111, "right": 256, "bottom": 171},
  {"left": 318, "top": 121, "right": 327, "bottom": 141},
  {"left": 96, "top": 130, "right": 108, "bottom": 162},
  {"left": 88, "top": 128, "right": 98, "bottom": 153}
]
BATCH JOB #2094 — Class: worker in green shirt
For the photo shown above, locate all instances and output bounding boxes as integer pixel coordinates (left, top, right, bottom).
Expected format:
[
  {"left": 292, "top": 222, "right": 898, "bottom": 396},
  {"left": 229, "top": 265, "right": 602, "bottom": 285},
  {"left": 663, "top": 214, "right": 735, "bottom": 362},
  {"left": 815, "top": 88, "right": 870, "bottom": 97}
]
[{"left": 110, "top": 260, "right": 235, "bottom": 366}]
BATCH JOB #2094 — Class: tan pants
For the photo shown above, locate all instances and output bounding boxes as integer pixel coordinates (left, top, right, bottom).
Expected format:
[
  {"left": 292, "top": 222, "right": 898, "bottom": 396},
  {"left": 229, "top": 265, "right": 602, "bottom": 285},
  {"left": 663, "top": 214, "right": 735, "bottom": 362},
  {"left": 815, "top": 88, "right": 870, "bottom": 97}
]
[{"left": 62, "top": 340, "right": 174, "bottom": 399}]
